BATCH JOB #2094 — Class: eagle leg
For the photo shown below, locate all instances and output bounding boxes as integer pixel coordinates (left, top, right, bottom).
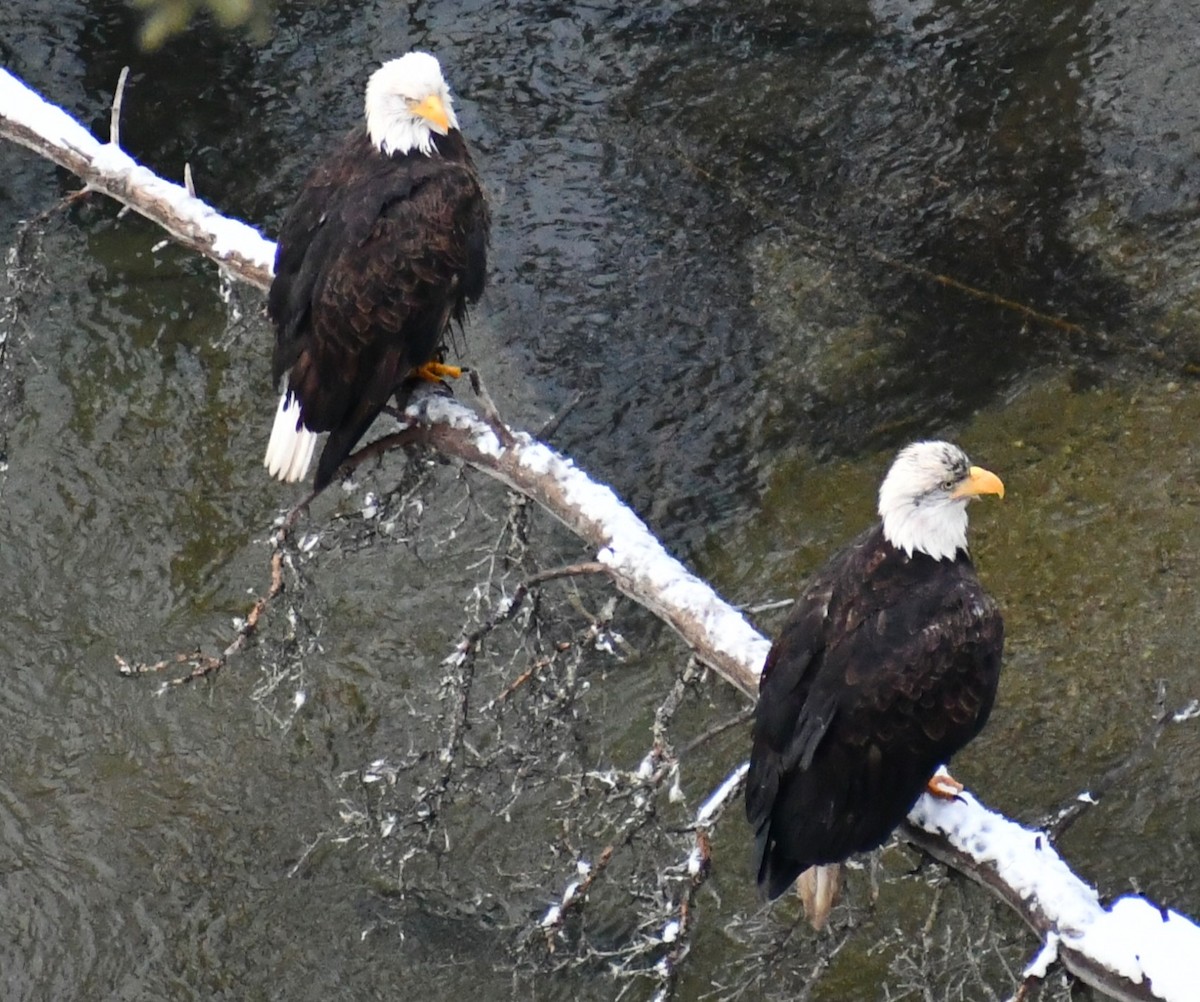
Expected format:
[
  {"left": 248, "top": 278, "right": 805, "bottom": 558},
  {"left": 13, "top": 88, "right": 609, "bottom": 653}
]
[
  {"left": 412, "top": 360, "right": 463, "bottom": 382},
  {"left": 926, "top": 772, "right": 964, "bottom": 799}
]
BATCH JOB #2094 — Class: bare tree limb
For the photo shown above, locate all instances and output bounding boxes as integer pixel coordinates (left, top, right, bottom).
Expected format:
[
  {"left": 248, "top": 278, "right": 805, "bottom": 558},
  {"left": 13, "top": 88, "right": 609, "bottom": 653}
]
[
  {"left": 0, "top": 67, "right": 275, "bottom": 290},
  {"left": 4, "top": 66, "right": 1200, "bottom": 1002}
]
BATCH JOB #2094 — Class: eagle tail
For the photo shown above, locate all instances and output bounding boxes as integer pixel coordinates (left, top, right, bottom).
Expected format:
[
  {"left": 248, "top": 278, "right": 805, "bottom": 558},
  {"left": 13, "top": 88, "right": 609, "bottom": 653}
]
[
  {"left": 795, "top": 864, "right": 842, "bottom": 930},
  {"left": 264, "top": 390, "right": 319, "bottom": 483}
]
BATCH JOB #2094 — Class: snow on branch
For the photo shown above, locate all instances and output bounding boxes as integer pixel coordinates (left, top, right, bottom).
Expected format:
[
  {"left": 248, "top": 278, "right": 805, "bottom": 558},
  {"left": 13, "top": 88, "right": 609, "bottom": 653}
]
[
  {"left": 0, "top": 67, "right": 275, "bottom": 290},
  {"left": 4, "top": 67, "right": 1199, "bottom": 1002}
]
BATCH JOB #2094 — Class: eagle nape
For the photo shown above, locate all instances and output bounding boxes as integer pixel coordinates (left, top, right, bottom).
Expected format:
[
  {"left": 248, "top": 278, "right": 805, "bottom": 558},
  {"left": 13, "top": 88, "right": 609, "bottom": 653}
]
[{"left": 746, "top": 440, "right": 1005, "bottom": 929}]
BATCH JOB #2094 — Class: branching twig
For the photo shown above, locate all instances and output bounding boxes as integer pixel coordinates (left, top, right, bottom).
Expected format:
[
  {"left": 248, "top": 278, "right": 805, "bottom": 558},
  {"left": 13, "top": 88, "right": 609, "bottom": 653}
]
[
  {"left": 445, "top": 560, "right": 609, "bottom": 674},
  {"left": 115, "top": 531, "right": 288, "bottom": 686}
]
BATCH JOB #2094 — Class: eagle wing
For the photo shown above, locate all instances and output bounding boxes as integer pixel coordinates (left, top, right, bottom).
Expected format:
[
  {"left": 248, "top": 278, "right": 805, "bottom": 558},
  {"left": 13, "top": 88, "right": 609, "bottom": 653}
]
[{"left": 744, "top": 550, "right": 846, "bottom": 871}]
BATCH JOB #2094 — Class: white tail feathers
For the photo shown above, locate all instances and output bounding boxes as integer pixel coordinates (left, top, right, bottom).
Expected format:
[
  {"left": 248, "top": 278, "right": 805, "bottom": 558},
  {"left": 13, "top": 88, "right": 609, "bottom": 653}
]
[
  {"left": 795, "top": 864, "right": 842, "bottom": 930},
  {"left": 264, "top": 390, "right": 319, "bottom": 483}
]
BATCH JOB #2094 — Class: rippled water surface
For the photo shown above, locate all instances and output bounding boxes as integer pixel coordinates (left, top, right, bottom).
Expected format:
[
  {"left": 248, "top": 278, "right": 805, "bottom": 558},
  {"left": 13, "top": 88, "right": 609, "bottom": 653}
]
[{"left": 3, "top": 1, "right": 1200, "bottom": 998}]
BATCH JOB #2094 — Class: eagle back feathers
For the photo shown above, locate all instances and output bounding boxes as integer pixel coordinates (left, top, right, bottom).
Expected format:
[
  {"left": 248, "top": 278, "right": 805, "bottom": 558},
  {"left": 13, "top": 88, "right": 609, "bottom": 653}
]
[{"left": 746, "top": 523, "right": 1003, "bottom": 900}]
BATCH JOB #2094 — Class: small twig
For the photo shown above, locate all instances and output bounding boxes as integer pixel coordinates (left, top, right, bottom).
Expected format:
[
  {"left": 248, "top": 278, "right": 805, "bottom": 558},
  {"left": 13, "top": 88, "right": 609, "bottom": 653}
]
[
  {"left": 538, "top": 845, "right": 616, "bottom": 948},
  {"left": 490, "top": 654, "right": 555, "bottom": 705},
  {"left": 468, "top": 368, "right": 516, "bottom": 448},
  {"left": 282, "top": 488, "right": 320, "bottom": 530},
  {"left": 740, "top": 597, "right": 794, "bottom": 616},
  {"left": 117, "top": 533, "right": 289, "bottom": 686},
  {"left": 536, "top": 389, "right": 584, "bottom": 441},
  {"left": 1042, "top": 681, "right": 1179, "bottom": 840},
  {"left": 678, "top": 706, "right": 754, "bottom": 759},
  {"left": 665, "top": 135, "right": 1096, "bottom": 344},
  {"left": 110, "top": 66, "right": 130, "bottom": 147},
  {"left": 865, "top": 246, "right": 1091, "bottom": 341},
  {"left": 447, "top": 560, "right": 610, "bottom": 673},
  {"left": 183, "top": 162, "right": 196, "bottom": 198}
]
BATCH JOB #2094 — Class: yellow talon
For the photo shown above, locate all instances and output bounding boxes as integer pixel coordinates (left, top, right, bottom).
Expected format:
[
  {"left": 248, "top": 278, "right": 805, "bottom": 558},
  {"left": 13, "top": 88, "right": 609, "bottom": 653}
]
[
  {"left": 926, "top": 773, "right": 964, "bottom": 799},
  {"left": 412, "top": 361, "right": 463, "bottom": 382}
]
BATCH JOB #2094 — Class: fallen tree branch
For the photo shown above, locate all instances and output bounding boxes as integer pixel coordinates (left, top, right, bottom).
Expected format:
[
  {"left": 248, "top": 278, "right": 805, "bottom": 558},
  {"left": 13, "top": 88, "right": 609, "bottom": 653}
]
[{"left": 4, "top": 66, "right": 1199, "bottom": 1002}]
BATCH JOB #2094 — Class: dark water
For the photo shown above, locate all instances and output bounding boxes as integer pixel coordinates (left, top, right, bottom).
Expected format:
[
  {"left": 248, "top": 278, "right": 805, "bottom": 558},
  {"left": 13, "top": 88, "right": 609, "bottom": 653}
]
[{"left": 2, "top": 0, "right": 1199, "bottom": 998}]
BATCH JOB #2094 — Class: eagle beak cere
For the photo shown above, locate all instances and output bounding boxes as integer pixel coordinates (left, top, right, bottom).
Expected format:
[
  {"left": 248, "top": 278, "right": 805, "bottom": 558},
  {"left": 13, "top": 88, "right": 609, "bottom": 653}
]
[
  {"left": 953, "top": 466, "right": 1005, "bottom": 500},
  {"left": 411, "top": 94, "right": 451, "bottom": 134}
]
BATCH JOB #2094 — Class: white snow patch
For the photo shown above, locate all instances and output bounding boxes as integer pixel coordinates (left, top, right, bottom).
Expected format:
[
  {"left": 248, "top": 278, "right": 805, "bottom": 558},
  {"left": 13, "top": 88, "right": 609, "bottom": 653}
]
[
  {"left": 540, "top": 905, "right": 561, "bottom": 928},
  {"left": 1072, "top": 897, "right": 1200, "bottom": 1001},
  {"left": 910, "top": 790, "right": 1100, "bottom": 933},
  {"left": 1076, "top": 791, "right": 1098, "bottom": 804},
  {"left": 909, "top": 790, "right": 1200, "bottom": 1001},
  {"left": 2, "top": 70, "right": 276, "bottom": 274},
  {"left": 668, "top": 768, "right": 684, "bottom": 803},
  {"left": 1, "top": 67, "right": 101, "bottom": 151},
  {"left": 1023, "top": 932, "right": 1060, "bottom": 979},
  {"left": 407, "top": 394, "right": 504, "bottom": 458},
  {"left": 696, "top": 761, "right": 750, "bottom": 827},
  {"left": 660, "top": 919, "right": 680, "bottom": 944},
  {"left": 1173, "top": 699, "right": 1200, "bottom": 723}
]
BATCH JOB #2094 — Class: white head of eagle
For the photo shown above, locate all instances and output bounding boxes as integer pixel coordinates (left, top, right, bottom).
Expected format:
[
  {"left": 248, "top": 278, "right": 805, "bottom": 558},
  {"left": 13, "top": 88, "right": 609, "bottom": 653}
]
[
  {"left": 366, "top": 51, "right": 460, "bottom": 157},
  {"left": 878, "top": 440, "right": 1005, "bottom": 562}
]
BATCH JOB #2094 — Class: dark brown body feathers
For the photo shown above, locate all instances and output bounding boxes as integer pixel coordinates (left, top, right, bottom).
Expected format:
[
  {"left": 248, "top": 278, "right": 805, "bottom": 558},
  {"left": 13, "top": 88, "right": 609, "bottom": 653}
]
[
  {"left": 268, "top": 127, "right": 489, "bottom": 488},
  {"left": 745, "top": 524, "right": 1003, "bottom": 901}
]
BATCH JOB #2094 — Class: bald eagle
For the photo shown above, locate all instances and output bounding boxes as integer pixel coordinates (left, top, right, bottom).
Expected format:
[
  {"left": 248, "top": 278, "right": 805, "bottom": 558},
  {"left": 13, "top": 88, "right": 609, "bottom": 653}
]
[
  {"left": 745, "top": 441, "right": 1005, "bottom": 924},
  {"left": 264, "top": 52, "right": 490, "bottom": 490}
]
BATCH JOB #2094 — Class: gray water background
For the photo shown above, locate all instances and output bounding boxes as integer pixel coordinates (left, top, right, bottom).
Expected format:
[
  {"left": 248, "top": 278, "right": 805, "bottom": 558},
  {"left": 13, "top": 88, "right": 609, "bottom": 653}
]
[{"left": 2, "top": 0, "right": 1200, "bottom": 998}]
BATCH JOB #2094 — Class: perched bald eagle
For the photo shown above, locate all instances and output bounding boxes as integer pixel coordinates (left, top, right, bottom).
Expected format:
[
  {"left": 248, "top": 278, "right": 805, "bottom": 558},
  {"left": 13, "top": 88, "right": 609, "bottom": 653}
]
[
  {"left": 264, "top": 52, "right": 490, "bottom": 489},
  {"left": 745, "top": 441, "right": 1005, "bottom": 925}
]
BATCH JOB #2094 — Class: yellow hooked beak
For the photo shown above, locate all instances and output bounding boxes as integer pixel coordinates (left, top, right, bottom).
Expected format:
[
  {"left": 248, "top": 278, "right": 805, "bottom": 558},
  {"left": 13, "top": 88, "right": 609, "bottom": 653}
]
[
  {"left": 952, "top": 465, "right": 1005, "bottom": 500},
  {"left": 410, "top": 93, "right": 451, "bottom": 134}
]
